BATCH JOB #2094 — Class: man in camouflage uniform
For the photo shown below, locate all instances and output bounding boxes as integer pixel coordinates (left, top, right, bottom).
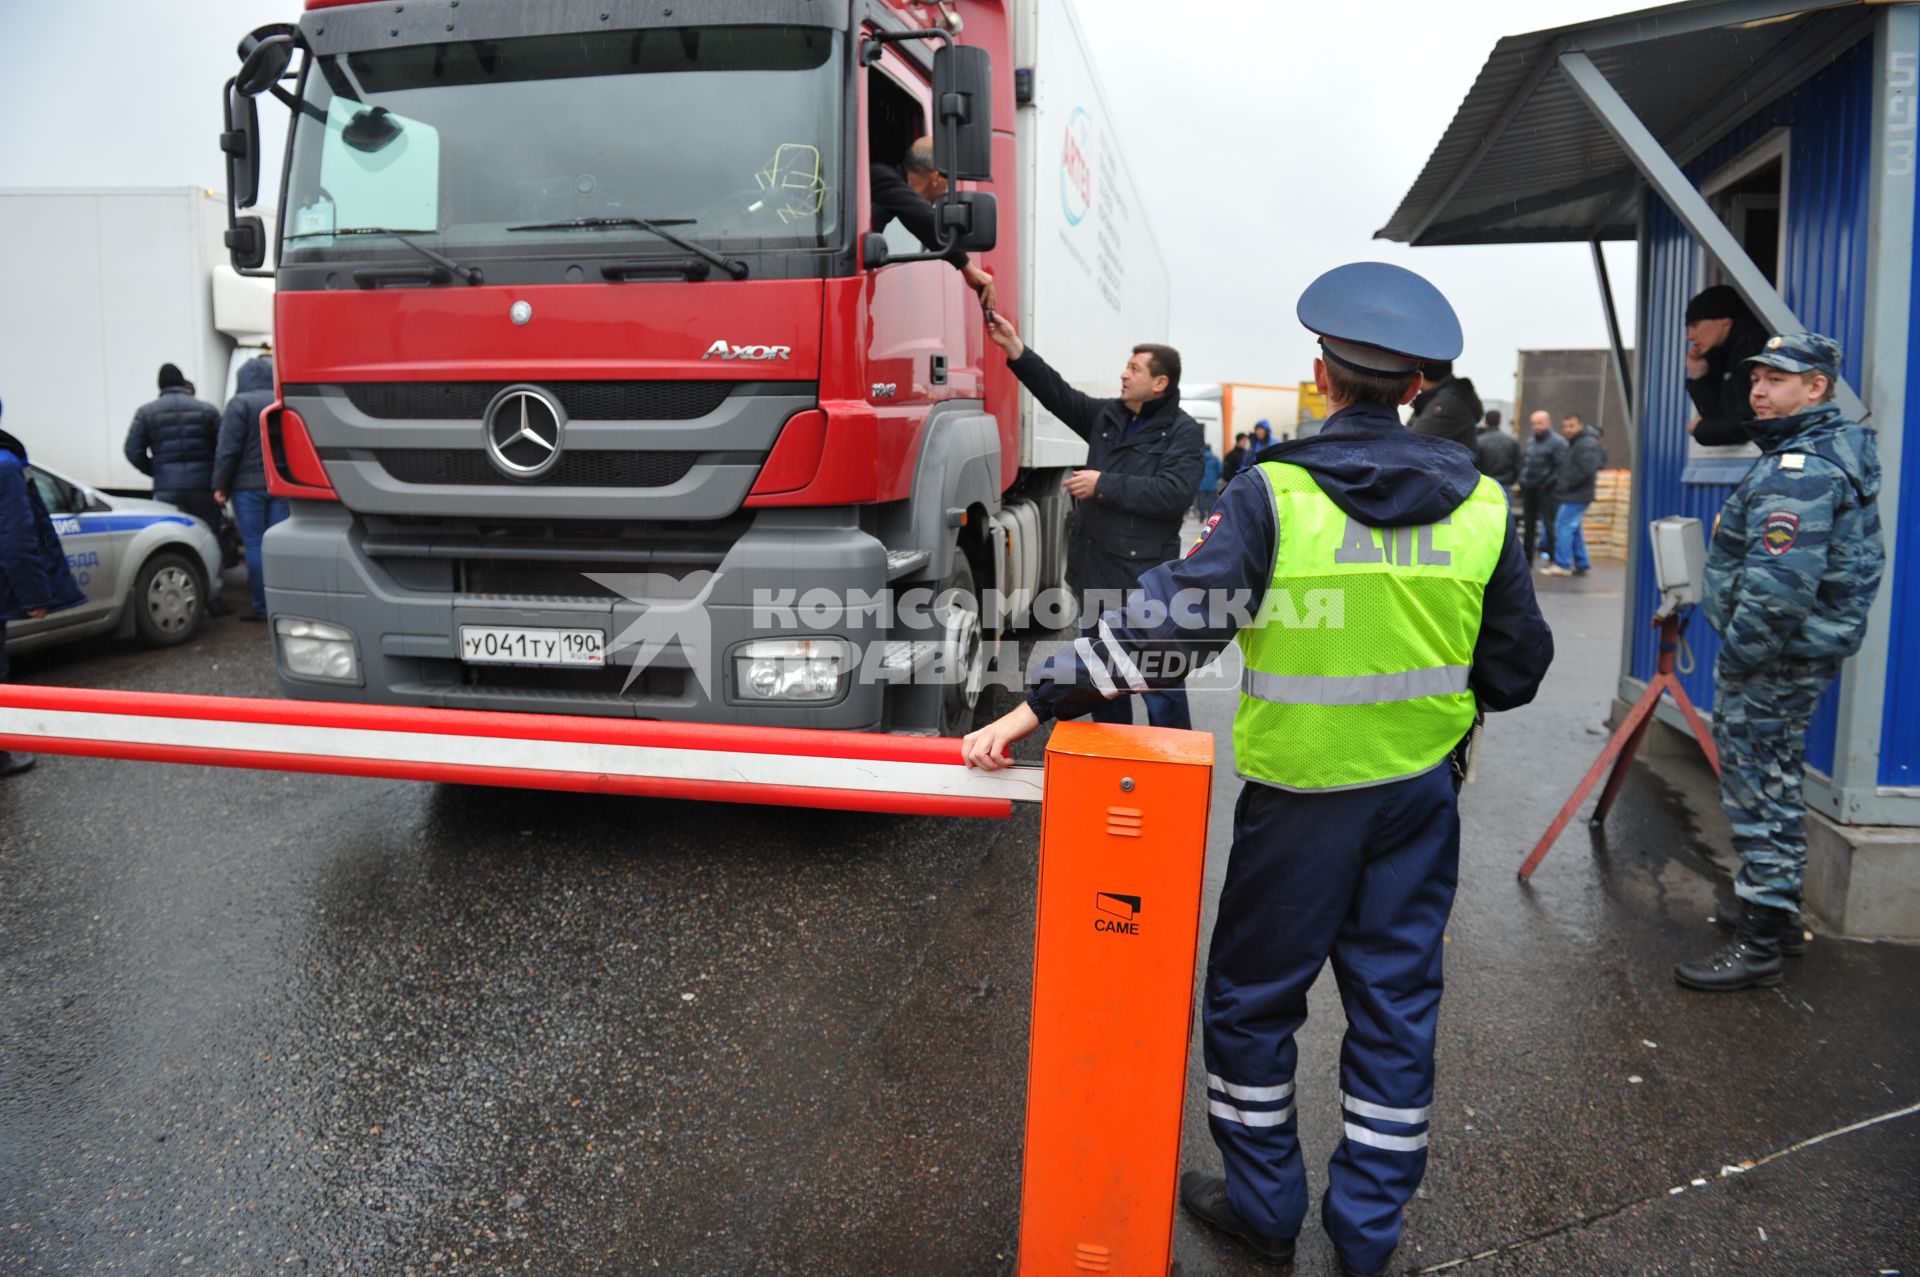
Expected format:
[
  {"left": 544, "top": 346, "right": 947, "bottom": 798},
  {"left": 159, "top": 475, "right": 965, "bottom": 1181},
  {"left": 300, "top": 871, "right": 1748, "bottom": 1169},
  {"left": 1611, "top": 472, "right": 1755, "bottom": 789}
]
[{"left": 1676, "top": 331, "right": 1884, "bottom": 992}]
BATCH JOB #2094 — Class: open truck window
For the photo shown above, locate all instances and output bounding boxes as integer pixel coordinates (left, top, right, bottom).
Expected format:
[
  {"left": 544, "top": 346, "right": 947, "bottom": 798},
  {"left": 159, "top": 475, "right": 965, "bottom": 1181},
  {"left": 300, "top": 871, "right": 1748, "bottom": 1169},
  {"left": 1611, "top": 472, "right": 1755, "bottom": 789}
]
[{"left": 867, "top": 60, "right": 930, "bottom": 259}]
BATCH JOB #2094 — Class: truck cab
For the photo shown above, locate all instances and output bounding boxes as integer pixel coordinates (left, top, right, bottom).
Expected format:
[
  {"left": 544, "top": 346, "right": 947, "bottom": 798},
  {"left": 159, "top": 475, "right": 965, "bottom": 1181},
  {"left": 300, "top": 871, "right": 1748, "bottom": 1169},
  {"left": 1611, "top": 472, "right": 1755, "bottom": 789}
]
[{"left": 221, "top": 0, "right": 1066, "bottom": 736}]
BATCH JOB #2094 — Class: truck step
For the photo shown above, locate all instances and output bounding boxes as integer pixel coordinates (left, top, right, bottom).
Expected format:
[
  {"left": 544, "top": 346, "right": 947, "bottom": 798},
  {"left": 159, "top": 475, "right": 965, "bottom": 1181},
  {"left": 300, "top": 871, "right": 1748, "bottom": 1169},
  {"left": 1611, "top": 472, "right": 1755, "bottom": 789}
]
[
  {"left": 880, "top": 640, "right": 934, "bottom": 673},
  {"left": 885, "top": 549, "right": 930, "bottom": 581}
]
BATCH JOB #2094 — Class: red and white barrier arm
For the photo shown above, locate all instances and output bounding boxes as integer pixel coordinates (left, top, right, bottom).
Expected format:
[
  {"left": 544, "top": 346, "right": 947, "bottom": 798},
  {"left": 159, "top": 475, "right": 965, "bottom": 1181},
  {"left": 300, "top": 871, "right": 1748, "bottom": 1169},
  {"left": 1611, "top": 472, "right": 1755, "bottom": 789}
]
[{"left": 0, "top": 685, "right": 1042, "bottom": 818}]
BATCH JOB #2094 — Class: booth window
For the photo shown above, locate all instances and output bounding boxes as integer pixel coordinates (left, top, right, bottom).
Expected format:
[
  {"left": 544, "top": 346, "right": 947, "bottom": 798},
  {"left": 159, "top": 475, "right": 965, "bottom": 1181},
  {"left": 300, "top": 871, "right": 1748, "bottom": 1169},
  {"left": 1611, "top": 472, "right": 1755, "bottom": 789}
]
[{"left": 1699, "top": 128, "right": 1789, "bottom": 288}]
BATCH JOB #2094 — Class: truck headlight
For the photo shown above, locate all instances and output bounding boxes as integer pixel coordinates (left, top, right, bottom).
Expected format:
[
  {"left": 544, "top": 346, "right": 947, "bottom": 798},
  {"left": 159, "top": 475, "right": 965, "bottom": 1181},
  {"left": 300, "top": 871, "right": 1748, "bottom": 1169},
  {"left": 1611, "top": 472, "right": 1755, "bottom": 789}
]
[
  {"left": 733, "top": 638, "right": 849, "bottom": 703},
  {"left": 275, "top": 616, "right": 360, "bottom": 683}
]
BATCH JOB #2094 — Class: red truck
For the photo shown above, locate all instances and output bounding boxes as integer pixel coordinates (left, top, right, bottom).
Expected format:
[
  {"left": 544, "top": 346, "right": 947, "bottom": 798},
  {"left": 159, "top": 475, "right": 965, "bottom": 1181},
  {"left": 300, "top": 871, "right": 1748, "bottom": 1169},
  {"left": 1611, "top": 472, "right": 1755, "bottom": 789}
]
[{"left": 218, "top": 0, "right": 1170, "bottom": 736}]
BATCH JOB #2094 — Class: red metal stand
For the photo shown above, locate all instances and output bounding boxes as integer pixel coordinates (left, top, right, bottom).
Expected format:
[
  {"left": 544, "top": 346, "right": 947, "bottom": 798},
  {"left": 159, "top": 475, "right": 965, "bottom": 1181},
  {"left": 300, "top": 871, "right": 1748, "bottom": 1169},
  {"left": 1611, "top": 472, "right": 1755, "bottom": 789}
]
[{"left": 1518, "top": 610, "right": 1720, "bottom": 880}]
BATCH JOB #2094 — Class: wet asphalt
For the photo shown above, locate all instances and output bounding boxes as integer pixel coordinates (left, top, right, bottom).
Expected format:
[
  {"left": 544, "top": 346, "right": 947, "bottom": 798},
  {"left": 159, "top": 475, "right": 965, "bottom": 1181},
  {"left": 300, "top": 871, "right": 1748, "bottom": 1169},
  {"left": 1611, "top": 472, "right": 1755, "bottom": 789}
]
[{"left": 2, "top": 565, "right": 1916, "bottom": 1276}]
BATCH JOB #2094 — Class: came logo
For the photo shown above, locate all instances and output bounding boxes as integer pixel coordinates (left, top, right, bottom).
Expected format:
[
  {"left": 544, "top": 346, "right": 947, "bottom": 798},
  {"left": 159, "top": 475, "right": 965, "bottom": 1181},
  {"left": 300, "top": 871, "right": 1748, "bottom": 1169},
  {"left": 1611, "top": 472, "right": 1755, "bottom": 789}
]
[
  {"left": 1094, "top": 892, "right": 1141, "bottom": 936},
  {"left": 1060, "top": 106, "right": 1092, "bottom": 226},
  {"left": 703, "top": 339, "right": 792, "bottom": 362}
]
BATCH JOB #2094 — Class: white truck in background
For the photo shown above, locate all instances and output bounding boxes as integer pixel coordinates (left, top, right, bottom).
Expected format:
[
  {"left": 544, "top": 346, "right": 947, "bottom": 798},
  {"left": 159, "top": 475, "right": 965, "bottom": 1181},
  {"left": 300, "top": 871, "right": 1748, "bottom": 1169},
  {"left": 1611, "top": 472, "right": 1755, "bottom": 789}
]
[{"left": 0, "top": 188, "right": 274, "bottom": 494}]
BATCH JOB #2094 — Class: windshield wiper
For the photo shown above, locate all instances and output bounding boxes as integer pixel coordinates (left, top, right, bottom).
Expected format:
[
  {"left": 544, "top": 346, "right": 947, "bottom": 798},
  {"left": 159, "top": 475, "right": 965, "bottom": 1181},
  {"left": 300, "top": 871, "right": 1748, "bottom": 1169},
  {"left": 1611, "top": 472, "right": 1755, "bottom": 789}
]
[
  {"left": 507, "top": 216, "right": 748, "bottom": 280},
  {"left": 283, "top": 226, "right": 484, "bottom": 285}
]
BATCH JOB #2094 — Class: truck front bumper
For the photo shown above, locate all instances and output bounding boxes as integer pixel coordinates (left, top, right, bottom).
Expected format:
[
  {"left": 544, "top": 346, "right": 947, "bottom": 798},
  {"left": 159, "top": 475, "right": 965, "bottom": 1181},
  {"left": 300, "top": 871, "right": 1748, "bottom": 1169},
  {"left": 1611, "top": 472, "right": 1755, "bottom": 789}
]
[{"left": 262, "top": 503, "right": 917, "bottom": 731}]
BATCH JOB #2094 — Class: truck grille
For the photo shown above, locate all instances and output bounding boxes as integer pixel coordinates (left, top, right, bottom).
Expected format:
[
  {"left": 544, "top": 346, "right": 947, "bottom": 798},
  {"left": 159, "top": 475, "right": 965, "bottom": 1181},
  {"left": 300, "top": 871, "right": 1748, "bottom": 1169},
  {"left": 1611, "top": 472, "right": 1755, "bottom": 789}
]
[
  {"left": 376, "top": 449, "right": 700, "bottom": 488},
  {"left": 340, "top": 381, "right": 735, "bottom": 421}
]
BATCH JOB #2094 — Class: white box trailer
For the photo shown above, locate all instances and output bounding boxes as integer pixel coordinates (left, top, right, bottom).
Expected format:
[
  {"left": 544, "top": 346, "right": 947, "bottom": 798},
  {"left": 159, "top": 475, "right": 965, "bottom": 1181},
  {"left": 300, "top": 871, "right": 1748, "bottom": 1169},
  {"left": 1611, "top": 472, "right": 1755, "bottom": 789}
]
[
  {"left": 1012, "top": 0, "right": 1172, "bottom": 469},
  {"left": 0, "top": 188, "right": 274, "bottom": 493}
]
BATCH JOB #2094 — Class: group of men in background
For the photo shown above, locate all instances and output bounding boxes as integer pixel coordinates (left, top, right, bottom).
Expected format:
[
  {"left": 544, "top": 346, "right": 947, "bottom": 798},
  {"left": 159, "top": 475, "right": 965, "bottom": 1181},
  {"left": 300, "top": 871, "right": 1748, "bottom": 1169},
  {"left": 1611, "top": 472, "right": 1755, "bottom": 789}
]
[
  {"left": 122, "top": 357, "right": 287, "bottom": 620},
  {"left": 1398, "top": 357, "right": 1611, "bottom": 578},
  {"left": 1485, "top": 407, "right": 1607, "bottom": 576}
]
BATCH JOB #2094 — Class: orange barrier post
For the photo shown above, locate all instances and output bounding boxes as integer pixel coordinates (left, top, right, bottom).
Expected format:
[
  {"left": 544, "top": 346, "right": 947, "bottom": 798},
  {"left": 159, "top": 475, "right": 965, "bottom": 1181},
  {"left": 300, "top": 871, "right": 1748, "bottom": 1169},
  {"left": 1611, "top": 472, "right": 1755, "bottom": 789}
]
[{"left": 1018, "top": 722, "right": 1214, "bottom": 1276}]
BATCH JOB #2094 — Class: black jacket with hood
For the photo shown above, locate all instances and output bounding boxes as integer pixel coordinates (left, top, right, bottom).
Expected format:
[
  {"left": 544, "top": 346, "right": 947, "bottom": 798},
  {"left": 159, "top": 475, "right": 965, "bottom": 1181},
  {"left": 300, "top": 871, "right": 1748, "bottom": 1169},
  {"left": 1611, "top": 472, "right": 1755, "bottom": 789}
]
[
  {"left": 213, "top": 356, "right": 277, "bottom": 494},
  {"left": 1024, "top": 402, "right": 1554, "bottom": 723},
  {"left": 1408, "top": 375, "right": 1484, "bottom": 450},
  {"left": 1554, "top": 425, "right": 1607, "bottom": 504}
]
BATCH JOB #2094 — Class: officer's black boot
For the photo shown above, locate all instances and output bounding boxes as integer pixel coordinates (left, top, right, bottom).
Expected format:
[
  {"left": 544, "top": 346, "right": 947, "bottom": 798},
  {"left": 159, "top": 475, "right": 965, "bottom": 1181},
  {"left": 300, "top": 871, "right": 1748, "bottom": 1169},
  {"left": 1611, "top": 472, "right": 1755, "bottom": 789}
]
[
  {"left": 1675, "top": 902, "right": 1790, "bottom": 990},
  {"left": 1179, "top": 1171, "right": 1296, "bottom": 1270},
  {"left": 1716, "top": 906, "right": 1809, "bottom": 957}
]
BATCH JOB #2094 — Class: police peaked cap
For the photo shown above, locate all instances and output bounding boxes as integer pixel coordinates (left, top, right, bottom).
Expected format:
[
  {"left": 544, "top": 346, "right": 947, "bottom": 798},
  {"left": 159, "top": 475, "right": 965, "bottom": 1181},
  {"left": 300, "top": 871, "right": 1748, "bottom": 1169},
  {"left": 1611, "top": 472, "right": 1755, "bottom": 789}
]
[
  {"left": 1745, "top": 330, "right": 1841, "bottom": 381},
  {"left": 1297, "top": 262, "right": 1463, "bottom": 376}
]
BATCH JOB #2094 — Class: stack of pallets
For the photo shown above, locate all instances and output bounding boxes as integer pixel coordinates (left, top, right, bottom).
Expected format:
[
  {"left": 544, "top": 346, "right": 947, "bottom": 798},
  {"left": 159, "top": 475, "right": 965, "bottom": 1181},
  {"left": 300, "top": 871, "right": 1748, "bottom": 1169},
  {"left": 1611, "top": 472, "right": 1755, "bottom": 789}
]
[{"left": 1582, "top": 469, "right": 1633, "bottom": 560}]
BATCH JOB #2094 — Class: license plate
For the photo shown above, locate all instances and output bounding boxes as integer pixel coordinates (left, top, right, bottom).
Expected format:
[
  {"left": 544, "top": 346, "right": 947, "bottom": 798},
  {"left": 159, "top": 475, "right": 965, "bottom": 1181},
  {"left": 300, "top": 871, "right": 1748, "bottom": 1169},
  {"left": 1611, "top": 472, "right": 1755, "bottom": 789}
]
[{"left": 459, "top": 626, "right": 605, "bottom": 667}]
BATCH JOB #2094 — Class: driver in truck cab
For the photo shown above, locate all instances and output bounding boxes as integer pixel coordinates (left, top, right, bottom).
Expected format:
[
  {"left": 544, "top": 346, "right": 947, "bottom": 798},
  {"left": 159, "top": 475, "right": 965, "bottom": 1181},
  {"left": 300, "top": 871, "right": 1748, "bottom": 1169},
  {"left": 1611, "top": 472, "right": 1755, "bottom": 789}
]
[{"left": 871, "top": 136, "right": 998, "bottom": 310}]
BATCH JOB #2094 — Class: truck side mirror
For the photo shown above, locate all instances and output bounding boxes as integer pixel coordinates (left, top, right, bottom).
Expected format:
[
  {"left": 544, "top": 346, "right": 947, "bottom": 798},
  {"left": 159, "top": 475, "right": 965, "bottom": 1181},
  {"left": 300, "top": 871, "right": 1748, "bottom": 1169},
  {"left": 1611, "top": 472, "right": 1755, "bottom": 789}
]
[
  {"left": 221, "top": 84, "right": 261, "bottom": 209},
  {"left": 861, "top": 232, "right": 891, "bottom": 271},
  {"left": 931, "top": 44, "right": 993, "bottom": 182},
  {"left": 236, "top": 30, "right": 297, "bottom": 98},
  {"left": 937, "top": 191, "right": 997, "bottom": 252},
  {"left": 227, "top": 216, "right": 268, "bottom": 271}
]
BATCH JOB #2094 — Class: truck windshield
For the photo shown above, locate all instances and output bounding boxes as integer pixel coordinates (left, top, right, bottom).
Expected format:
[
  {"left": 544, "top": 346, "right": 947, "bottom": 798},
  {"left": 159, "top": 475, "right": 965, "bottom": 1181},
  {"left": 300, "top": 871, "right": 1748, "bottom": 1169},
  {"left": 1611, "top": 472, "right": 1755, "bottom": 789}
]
[{"left": 282, "top": 26, "right": 842, "bottom": 268}]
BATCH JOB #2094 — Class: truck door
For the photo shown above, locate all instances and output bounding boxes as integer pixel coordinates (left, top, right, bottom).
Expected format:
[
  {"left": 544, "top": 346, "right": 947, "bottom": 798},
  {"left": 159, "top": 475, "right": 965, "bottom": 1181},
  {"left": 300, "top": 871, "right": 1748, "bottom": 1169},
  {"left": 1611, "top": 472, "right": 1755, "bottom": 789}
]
[{"left": 863, "top": 48, "right": 966, "bottom": 414}]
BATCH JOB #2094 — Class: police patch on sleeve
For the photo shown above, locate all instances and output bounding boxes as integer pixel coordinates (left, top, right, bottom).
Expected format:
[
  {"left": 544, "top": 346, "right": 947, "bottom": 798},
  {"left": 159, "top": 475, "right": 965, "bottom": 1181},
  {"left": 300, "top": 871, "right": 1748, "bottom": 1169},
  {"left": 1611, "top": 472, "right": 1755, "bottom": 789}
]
[
  {"left": 1761, "top": 510, "right": 1800, "bottom": 556},
  {"left": 1187, "top": 512, "right": 1223, "bottom": 558}
]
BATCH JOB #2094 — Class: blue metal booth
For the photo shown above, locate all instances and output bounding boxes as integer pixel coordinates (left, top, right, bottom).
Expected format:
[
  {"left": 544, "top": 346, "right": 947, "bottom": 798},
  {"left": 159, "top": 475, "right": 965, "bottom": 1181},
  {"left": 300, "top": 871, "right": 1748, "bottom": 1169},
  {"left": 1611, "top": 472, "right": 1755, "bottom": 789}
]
[{"left": 1380, "top": 0, "right": 1918, "bottom": 930}]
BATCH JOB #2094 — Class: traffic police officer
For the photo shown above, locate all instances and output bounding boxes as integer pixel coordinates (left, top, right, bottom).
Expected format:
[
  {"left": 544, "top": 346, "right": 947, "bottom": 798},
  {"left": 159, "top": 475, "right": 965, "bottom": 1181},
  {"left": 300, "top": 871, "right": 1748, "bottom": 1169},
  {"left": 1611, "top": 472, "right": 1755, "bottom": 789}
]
[
  {"left": 1675, "top": 331, "right": 1884, "bottom": 991},
  {"left": 964, "top": 263, "right": 1553, "bottom": 1275}
]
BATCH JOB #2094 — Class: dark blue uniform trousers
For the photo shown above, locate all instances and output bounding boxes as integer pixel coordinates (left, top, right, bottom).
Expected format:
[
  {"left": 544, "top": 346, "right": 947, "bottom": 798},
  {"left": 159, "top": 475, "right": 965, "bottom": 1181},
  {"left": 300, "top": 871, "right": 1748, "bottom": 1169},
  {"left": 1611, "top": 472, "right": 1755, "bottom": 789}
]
[{"left": 1203, "top": 764, "right": 1460, "bottom": 1274}]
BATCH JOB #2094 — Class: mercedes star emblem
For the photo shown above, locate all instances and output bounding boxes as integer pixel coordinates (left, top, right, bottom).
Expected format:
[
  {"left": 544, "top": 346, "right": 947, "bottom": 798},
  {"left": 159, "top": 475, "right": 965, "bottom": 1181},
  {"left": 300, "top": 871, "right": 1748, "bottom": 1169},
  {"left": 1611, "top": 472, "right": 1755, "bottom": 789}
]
[{"left": 483, "top": 386, "right": 566, "bottom": 479}]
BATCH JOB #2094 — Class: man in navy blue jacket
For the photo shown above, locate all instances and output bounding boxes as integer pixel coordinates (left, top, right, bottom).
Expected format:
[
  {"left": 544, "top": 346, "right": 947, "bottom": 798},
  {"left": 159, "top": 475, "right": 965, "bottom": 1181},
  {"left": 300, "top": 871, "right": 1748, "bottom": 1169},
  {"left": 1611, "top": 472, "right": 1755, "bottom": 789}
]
[
  {"left": 0, "top": 407, "right": 87, "bottom": 776},
  {"left": 213, "top": 355, "right": 284, "bottom": 621},
  {"left": 968, "top": 264, "right": 1552, "bottom": 1276},
  {"left": 126, "top": 362, "right": 231, "bottom": 615}
]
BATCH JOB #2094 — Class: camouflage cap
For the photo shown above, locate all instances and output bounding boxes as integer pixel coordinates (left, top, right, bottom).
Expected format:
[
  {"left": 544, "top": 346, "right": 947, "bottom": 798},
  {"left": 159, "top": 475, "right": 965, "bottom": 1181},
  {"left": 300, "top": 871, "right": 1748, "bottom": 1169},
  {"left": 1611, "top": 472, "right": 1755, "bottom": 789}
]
[{"left": 1745, "top": 330, "right": 1841, "bottom": 380}]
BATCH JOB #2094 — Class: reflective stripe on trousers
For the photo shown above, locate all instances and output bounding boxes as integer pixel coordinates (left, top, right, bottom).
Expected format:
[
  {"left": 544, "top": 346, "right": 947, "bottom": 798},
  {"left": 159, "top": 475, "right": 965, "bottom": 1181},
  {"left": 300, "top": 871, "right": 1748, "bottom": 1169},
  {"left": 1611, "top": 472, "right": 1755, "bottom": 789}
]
[{"left": 1202, "top": 766, "right": 1459, "bottom": 1276}]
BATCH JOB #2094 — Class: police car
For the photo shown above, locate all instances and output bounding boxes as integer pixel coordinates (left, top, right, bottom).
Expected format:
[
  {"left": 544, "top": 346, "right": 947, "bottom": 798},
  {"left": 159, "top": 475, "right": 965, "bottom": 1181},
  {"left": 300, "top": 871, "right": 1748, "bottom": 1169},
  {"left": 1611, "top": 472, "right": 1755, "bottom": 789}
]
[{"left": 7, "top": 462, "right": 224, "bottom": 655}]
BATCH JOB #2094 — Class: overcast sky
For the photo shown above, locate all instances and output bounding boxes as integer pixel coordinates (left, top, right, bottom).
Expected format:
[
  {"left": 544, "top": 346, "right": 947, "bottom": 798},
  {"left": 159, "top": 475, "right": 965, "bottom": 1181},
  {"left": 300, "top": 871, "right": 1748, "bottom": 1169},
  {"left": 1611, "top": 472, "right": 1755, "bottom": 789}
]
[{"left": 0, "top": 0, "right": 1637, "bottom": 407}]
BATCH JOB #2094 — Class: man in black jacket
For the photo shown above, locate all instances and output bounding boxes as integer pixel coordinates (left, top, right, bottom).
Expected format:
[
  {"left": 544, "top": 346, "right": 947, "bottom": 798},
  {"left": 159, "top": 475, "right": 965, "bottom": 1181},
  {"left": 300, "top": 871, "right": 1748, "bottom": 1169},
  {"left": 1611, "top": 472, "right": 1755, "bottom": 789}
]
[
  {"left": 1408, "top": 360, "right": 1483, "bottom": 449},
  {"left": 1685, "top": 285, "right": 1768, "bottom": 447},
  {"left": 1222, "top": 432, "right": 1250, "bottom": 479},
  {"left": 125, "top": 362, "right": 231, "bottom": 615},
  {"left": 1542, "top": 413, "right": 1606, "bottom": 576},
  {"left": 871, "top": 137, "right": 996, "bottom": 309},
  {"left": 1517, "top": 409, "right": 1566, "bottom": 566},
  {"left": 986, "top": 312, "right": 1203, "bottom": 729},
  {"left": 1474, "top": 409, "right": 1520, "bottom": 487}
]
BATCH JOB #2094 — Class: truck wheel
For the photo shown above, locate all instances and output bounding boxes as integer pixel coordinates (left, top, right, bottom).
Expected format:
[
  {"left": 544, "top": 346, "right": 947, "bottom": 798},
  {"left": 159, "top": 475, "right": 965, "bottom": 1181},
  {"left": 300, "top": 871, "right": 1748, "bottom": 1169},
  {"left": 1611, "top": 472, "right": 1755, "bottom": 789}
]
[
  {"left": 132, "top": 550, "right": 206, "bottom": 647},
  {"left": 935, "top": 551, "right": 986, "bottom": 738}
]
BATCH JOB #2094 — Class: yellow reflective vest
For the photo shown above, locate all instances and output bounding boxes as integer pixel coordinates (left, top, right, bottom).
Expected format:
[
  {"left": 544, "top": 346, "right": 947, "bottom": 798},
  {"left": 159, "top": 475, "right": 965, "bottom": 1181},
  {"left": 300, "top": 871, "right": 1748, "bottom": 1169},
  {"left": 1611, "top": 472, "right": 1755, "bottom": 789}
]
[{"left": 1233, "top": 461, "right": 1508, "bottom": 791}]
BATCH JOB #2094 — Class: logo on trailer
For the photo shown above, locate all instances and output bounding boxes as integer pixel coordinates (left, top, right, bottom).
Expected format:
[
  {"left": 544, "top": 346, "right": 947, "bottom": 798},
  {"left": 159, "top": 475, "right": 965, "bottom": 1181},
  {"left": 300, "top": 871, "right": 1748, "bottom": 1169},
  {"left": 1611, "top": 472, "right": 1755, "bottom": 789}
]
[
  {"left": 703, "top": 339, "right": 792, "bottom": 362},
  {"left": 483, "top": 386, "right": 566, "bottom": 480},
  {"left": 1060, "top": 106, "right": 1092, "bottom": 226}
]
